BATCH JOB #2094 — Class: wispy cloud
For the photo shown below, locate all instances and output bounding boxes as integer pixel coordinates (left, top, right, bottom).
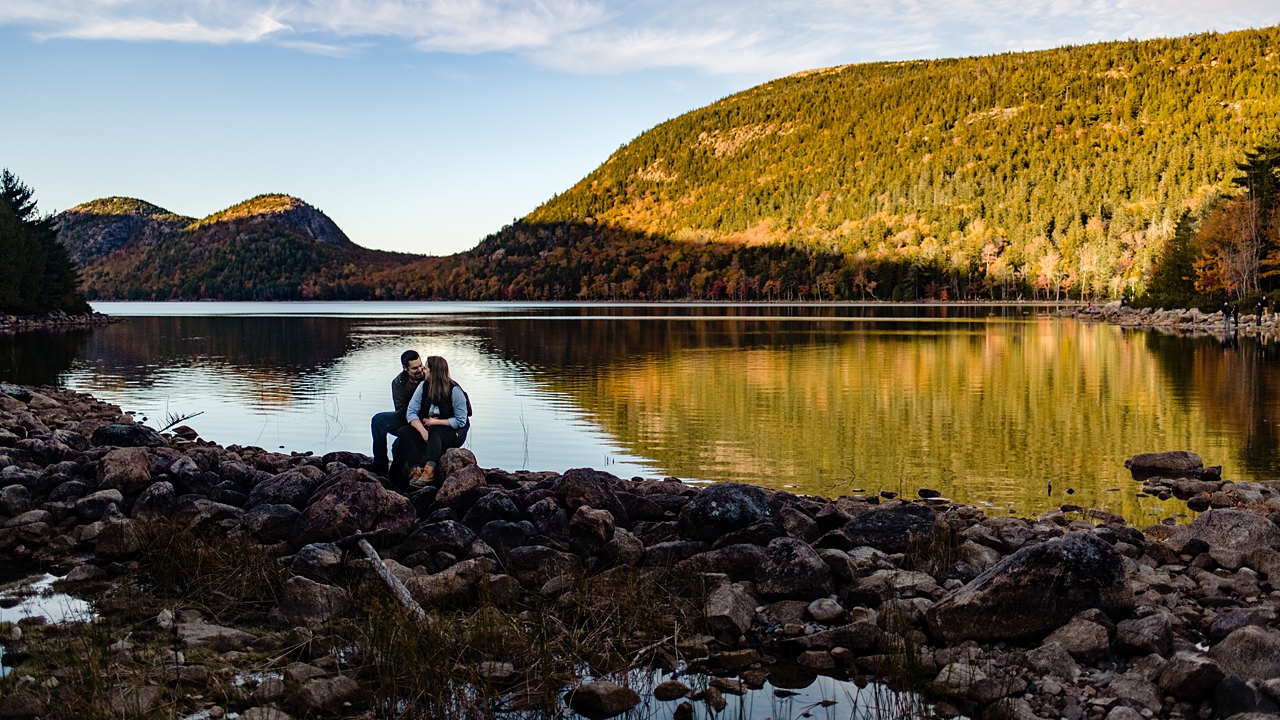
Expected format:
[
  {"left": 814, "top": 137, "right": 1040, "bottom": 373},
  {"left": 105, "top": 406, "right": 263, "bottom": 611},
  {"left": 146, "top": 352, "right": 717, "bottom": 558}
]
[{"left": 1, "top": 0, "right": 1276, "bottom": 74}]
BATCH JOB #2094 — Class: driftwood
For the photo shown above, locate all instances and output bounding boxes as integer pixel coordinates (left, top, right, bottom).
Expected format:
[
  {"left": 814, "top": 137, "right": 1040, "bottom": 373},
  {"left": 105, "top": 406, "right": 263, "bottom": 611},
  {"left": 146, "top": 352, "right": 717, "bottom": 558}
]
[{"left": 344, "top": 534, "right": 427, "bottom": 622}]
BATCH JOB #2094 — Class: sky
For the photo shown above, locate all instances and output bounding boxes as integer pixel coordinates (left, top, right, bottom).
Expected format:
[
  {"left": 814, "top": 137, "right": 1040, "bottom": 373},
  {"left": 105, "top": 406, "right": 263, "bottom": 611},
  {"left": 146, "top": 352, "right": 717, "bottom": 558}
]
[{"left": 1, "top": 1, "right": 1278, "bottom": 256}]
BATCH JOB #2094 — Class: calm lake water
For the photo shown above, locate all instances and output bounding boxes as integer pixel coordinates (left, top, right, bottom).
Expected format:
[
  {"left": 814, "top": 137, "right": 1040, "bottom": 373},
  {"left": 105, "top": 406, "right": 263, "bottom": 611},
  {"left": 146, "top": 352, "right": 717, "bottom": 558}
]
[{"left": 1, "top": 301, "right": 1276, "bottom": 523}]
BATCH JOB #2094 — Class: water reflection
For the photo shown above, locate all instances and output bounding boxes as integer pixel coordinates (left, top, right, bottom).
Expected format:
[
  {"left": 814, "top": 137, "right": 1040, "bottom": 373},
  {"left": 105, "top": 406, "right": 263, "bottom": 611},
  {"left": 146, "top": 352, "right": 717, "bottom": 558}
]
[{"left": 0, "top": 302, "right": 1274, "bottom": 521}]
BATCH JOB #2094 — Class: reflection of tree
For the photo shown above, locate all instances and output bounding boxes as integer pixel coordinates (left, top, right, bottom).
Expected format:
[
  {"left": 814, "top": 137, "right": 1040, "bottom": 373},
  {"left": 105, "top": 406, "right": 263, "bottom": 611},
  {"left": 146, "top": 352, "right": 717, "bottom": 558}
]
[
  {"left": 1145, "top": 332, "right": 1280, "bottom": 477},
  {"left": 479, "top": 316, "right": 1254, "bottom": 520},
  {"left": 0, "top": 329, "right": 92, "bottom": 385}
]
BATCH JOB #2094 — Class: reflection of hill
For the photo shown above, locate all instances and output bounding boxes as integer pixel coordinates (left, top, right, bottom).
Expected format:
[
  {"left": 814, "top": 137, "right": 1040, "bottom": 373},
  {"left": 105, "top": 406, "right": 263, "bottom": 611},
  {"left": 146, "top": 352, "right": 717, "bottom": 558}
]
[
  {"left": 1144, "top": 333, "right": 1280, "bottom": 478},
  {"left": 479, "top": 317, "right": 1252, "bottom": 518},
  {"left": 71, "top": 317, "right": 359, "bottom": 408}
]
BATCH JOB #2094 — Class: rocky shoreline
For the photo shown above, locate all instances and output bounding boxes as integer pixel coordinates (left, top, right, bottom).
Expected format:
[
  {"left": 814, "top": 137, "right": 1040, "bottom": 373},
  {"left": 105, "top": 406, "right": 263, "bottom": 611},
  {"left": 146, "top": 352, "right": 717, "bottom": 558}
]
[
  {"left": 1, "top": 384, "right": 1279, "bottom": 720},
  {"left": 0, "top": 311, "right": 119, "bottom": 336},
  {"left": 1057, "top": 303, "right": 1277, "bottom": 336}
]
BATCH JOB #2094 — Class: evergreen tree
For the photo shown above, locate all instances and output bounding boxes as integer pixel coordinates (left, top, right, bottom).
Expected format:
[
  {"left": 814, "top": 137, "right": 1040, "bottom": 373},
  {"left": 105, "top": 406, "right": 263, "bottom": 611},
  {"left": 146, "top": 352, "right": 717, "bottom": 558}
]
[
  {"left": 0, "top": 199, "right": 44, "bottom": 314},
  {"left": 0, "top": 170, "right": 89, "bottom": 313}
]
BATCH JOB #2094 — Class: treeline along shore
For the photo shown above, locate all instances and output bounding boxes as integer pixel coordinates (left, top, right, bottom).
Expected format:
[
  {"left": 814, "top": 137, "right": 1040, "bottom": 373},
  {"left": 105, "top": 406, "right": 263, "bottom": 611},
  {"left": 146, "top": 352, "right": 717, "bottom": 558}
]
[{"left": 2, "top": 383, "right": 1280, "bottom": 719}]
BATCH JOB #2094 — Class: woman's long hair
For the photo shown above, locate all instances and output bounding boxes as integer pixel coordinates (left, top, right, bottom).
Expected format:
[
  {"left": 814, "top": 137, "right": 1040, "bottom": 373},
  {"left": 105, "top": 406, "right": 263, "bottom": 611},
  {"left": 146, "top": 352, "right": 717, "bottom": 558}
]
[{"left": 425, "top": 355, "right": 453, "bottom": 411}]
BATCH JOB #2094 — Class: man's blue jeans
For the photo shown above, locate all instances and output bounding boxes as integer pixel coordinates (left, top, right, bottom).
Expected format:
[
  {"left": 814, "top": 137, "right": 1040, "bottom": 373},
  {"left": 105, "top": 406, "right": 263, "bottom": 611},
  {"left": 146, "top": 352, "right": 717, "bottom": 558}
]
[{"left": 370, "top": 412, "right": 405, "bottom": 466}]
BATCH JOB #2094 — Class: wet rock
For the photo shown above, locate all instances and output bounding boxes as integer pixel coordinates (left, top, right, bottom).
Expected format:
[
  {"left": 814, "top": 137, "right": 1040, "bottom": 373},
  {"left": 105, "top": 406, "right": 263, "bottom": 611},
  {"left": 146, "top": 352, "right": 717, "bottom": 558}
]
[
  {"left": 292, "top": 543, "right": 343, "bottom": 583},
  {"left": 705, "top": 581, "right": 755, "bottom": 635},
  {"left": 91, "top": 423, "right": 165, "bottom": 448},
  {"left": 925, "top": 532, "right": 1132, "bottom": 644},
  {"left": 676, "top": 482, "right": 772, "bottom": 542},
  {"left": 566, "top": 680, "right": 641, "bottom": 719},
  {"left": 0, "top": 484, "right": 30, "bottom": 516},
  {"left": 280, "top": 576, "right": 350, "bottom": 624},
  {"left": 839, "top": 504, "right": 936, "bottom": 553},
  {"left": 554, "top": 468, "right": 629, "bottom": 526},
  {"left": 1157, "top": 651, "right": 1223, "bottom": 701},
  {"left": 1209, "top": 625, "right": 1280, "bottom": 682},
  {"left": 405, "top": 557, "right": 495, "bottom": 606},
  {"left": 755, "top": 537, "right": 833, "bottom": 599},
  {"left": 300, "top": 675, "right": 362, "bottom": 715},
  {"left": 1115, "top": 613, "right": 1173, "bottom": 657},
  {"left": 176, "top": 622, "right": 258, "bottom": 650},
  {"left": 75, "top": 489, "right": 124, "bottom": 521},
  {"left": 1169, "top": 509, "right": 1280, "bottom": 554},
  {"left": 293, "top": 471, "right": 415, "bottom": 545},
  {"left": 97, "top": 447, "right": 152, "bottom": 493},
  {"left": 436, "top": 464, "right": 486, "bottom": 506},
  {"left": 131, "top": 481, "right": 176, "bottom": 520},
  {"left": 244, "top": 503, "right": 301, "bottom": 542},
  {"left": 64, "top": 564, "right": 106, "bottom": 582},
  {"left": 1125, "top": 450, "right": 1204, "bottom": 477},
  {"left": 95, "top": 519, "right": 140, "bottom": 561},
  {"left": 1025, "top": 641, "right": 1080, "bottom": 680},
  {"left": 246, "top": 468, "right": 328, "bottom": 510}
]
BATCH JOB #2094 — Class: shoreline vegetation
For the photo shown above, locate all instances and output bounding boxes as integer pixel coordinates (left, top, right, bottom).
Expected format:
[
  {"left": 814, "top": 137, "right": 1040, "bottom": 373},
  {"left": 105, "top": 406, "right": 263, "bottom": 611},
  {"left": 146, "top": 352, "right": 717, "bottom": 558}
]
[{"left": 0, "top": 385, "right": 1278, "bottom": 719}]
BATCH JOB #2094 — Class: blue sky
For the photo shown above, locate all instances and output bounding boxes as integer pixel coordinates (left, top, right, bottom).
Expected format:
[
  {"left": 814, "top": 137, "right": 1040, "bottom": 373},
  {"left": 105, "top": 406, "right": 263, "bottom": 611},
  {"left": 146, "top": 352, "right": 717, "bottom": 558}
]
[{"left": 1, "top": 1, "right": 1277, "bottom": 255}]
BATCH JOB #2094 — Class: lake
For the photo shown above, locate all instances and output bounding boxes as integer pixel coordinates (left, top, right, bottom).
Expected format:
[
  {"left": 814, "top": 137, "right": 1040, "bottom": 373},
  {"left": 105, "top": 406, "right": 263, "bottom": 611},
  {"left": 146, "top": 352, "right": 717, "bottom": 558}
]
[{"left": 1, "top": 301, "right": 1275, "bottom": 523}]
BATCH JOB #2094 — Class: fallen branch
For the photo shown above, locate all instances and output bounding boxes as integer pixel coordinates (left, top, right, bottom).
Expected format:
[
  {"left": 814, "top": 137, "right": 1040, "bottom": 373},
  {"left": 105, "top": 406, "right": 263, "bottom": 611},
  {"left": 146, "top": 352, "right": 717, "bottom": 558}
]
[{"left": 355, "top": 537, "right": 426, "bottom": 622}]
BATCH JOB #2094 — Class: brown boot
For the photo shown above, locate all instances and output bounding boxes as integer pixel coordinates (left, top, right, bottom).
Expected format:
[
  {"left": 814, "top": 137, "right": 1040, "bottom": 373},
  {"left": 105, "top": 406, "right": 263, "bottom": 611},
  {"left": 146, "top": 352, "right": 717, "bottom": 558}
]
[{"left": 408, "top": 464, "right": 435, "bottom": 489}]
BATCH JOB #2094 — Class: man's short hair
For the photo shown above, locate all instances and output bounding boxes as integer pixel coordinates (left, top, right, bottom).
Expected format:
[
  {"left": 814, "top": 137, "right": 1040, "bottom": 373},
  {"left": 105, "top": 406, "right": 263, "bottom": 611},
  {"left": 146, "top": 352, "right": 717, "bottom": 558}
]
[{"left": 401, "top": 350, "right": 420, "bottom": 368}]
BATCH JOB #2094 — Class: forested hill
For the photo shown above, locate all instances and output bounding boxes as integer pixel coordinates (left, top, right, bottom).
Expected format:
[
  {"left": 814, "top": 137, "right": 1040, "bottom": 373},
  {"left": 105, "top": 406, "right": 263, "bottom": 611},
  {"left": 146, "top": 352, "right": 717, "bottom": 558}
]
[
  {"left": 59, "top": 194, "right": 417, "bottom": 301},
  {"left": 487, "top": 25, "right": 1280, "bottom": 302}
]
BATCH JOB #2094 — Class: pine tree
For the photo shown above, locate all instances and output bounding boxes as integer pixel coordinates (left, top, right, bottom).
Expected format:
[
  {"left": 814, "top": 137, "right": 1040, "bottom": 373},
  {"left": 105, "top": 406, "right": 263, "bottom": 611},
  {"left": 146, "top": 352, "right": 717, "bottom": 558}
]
[
  {"left": 0, "top": 170, "right": 89, "bottom": 313},
  {"left": 0, "top": 199, "right": 44, "bottom": 314}
]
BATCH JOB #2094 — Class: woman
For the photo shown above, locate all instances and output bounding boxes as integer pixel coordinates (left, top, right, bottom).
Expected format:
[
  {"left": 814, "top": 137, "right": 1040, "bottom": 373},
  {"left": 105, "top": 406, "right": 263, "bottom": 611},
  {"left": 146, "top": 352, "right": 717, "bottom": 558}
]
[{"left": 391, "top": 355, "right": 470, "bottom": 489}]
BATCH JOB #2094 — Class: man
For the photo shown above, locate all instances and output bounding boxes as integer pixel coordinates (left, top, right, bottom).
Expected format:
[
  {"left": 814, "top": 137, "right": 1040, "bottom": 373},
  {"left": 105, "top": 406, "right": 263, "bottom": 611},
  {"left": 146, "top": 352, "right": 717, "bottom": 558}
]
[{"left": 370, "top": 350, "right": 425, "bottom": 475}]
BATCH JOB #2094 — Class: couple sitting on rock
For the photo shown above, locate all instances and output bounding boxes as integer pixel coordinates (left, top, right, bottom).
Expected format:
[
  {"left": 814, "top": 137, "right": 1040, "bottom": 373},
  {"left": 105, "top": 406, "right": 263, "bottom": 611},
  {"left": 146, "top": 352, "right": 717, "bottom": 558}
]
[{"left": 370, "top": 350, "right": 470, "bottom": 491}]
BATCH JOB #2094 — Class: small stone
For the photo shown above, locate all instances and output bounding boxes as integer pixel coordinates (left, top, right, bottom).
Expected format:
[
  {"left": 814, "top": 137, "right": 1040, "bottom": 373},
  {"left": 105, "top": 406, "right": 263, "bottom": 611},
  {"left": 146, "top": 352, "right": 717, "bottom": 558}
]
[
  {"left": 807, "top": 597, "right": 846, "bottom": 624},
  {"left": 654, "top": 680, "right": 690, "bottom": 701},
  {"left": 566, "top": 680, "right": 641, "bottom": 718}
]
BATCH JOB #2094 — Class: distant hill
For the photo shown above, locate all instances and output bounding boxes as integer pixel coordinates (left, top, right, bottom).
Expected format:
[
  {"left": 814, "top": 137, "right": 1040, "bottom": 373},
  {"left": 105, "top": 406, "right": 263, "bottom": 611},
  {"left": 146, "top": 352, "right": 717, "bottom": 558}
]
[
  {"left": 58, "top": 194, "right": 418, "bottom": 301},
  {"left": 57, "top": 26, "right": 1280, "bottom": 302},
  {"left": 456, "top": 25, "right": 1280, "bottom": 302}
]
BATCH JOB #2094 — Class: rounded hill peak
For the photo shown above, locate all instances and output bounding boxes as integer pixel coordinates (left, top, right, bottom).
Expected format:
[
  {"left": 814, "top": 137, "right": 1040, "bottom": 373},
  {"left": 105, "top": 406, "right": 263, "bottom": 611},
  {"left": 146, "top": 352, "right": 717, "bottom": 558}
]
[{"left": 190, "top": 194, "right": 351, "bottom": 246}]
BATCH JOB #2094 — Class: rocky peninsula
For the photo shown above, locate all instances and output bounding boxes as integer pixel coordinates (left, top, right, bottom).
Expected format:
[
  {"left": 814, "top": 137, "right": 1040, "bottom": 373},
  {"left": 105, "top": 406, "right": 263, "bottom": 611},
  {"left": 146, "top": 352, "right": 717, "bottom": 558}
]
[
  {"left": 0, "top": 384, "right": 1278, "bottom": 720},
  {"left": 1057, "top": 303, "right": 1276, "bottom": 336},
  {"left": 0, "top": 310, "right": 118, "bottom": 336}
]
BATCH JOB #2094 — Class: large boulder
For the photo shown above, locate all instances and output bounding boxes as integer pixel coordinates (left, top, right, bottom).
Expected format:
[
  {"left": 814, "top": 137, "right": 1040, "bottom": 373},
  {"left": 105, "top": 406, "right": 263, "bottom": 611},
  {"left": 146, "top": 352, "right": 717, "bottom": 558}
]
[
  {"left": 436, "top": 464, "right": 486, "bottom": 506},
  {"left": 553, "top": 468, "right": 629, "bottom": 526},
  {"left": 96, "top": 447, "right": 153, "bottom": 493},
  {"left": 1168, "top": 510, "right": 1280, "bottom": 554},
  {"left": 755, "top": 537, "right": 833, "bottom": 599},
  {"left": 1157, "top": 652, "right": 1224, "bottom": 701},
  {"left": 291, "top": 543, "right": 343, "bottom": 583},
  {"left": 244, "top": 504, "right": 302, "bottom": 542},
  {"left": 1125, "top": 450, "right": 1204, "bottom": 478},
  {"left": 676, "top": 482, "right": 773, "bottom": 543},
  {"left": 95, "top": 519, "right": 141, "bottom": 561},
  {"left": 925, "top": 532, "right": 1132, "bottom": 644},
  {"left": 404, "top": 557, "right": 495, "bottom": 607},
  {"left": 674, "top": 544, "right": 767, "bottom": 581},
  {"left": 91, "top": 423, "right": 165, "bottom": 448},
  {"left": 397, "top": 520, "right": 476, "bottom": 560},
  {"left": 76, "top": 489, "right": 124, "bottom": 521},
  {"left": 565, "top": 681, "right": 641, "bottom": 719},
  {"left": 838, "top": 504, "right": 936, "bottom": 553},
  {"left": 246, "top": 469, "right": 328, "bottom": 510},
  {"left": 130, "top": 482, "right": 176, "bottom": 520},
  {"left": 705, "top": 581, "right": 756, "bottom": 636},
  {"left": 279, "top": 576, "right": 349, "bottom": 624},
  {"left": 505, "top": 545, "right": 581, "bottom": 587},
  {"left": 437, "top": 448, "right": 477, "bottom": 480},
  {"left": 1209, "top": 625, "right": 1280, "bottom": 683},
  {"left": 292, "top": 471, "right": 414, "bottom": 546}
]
